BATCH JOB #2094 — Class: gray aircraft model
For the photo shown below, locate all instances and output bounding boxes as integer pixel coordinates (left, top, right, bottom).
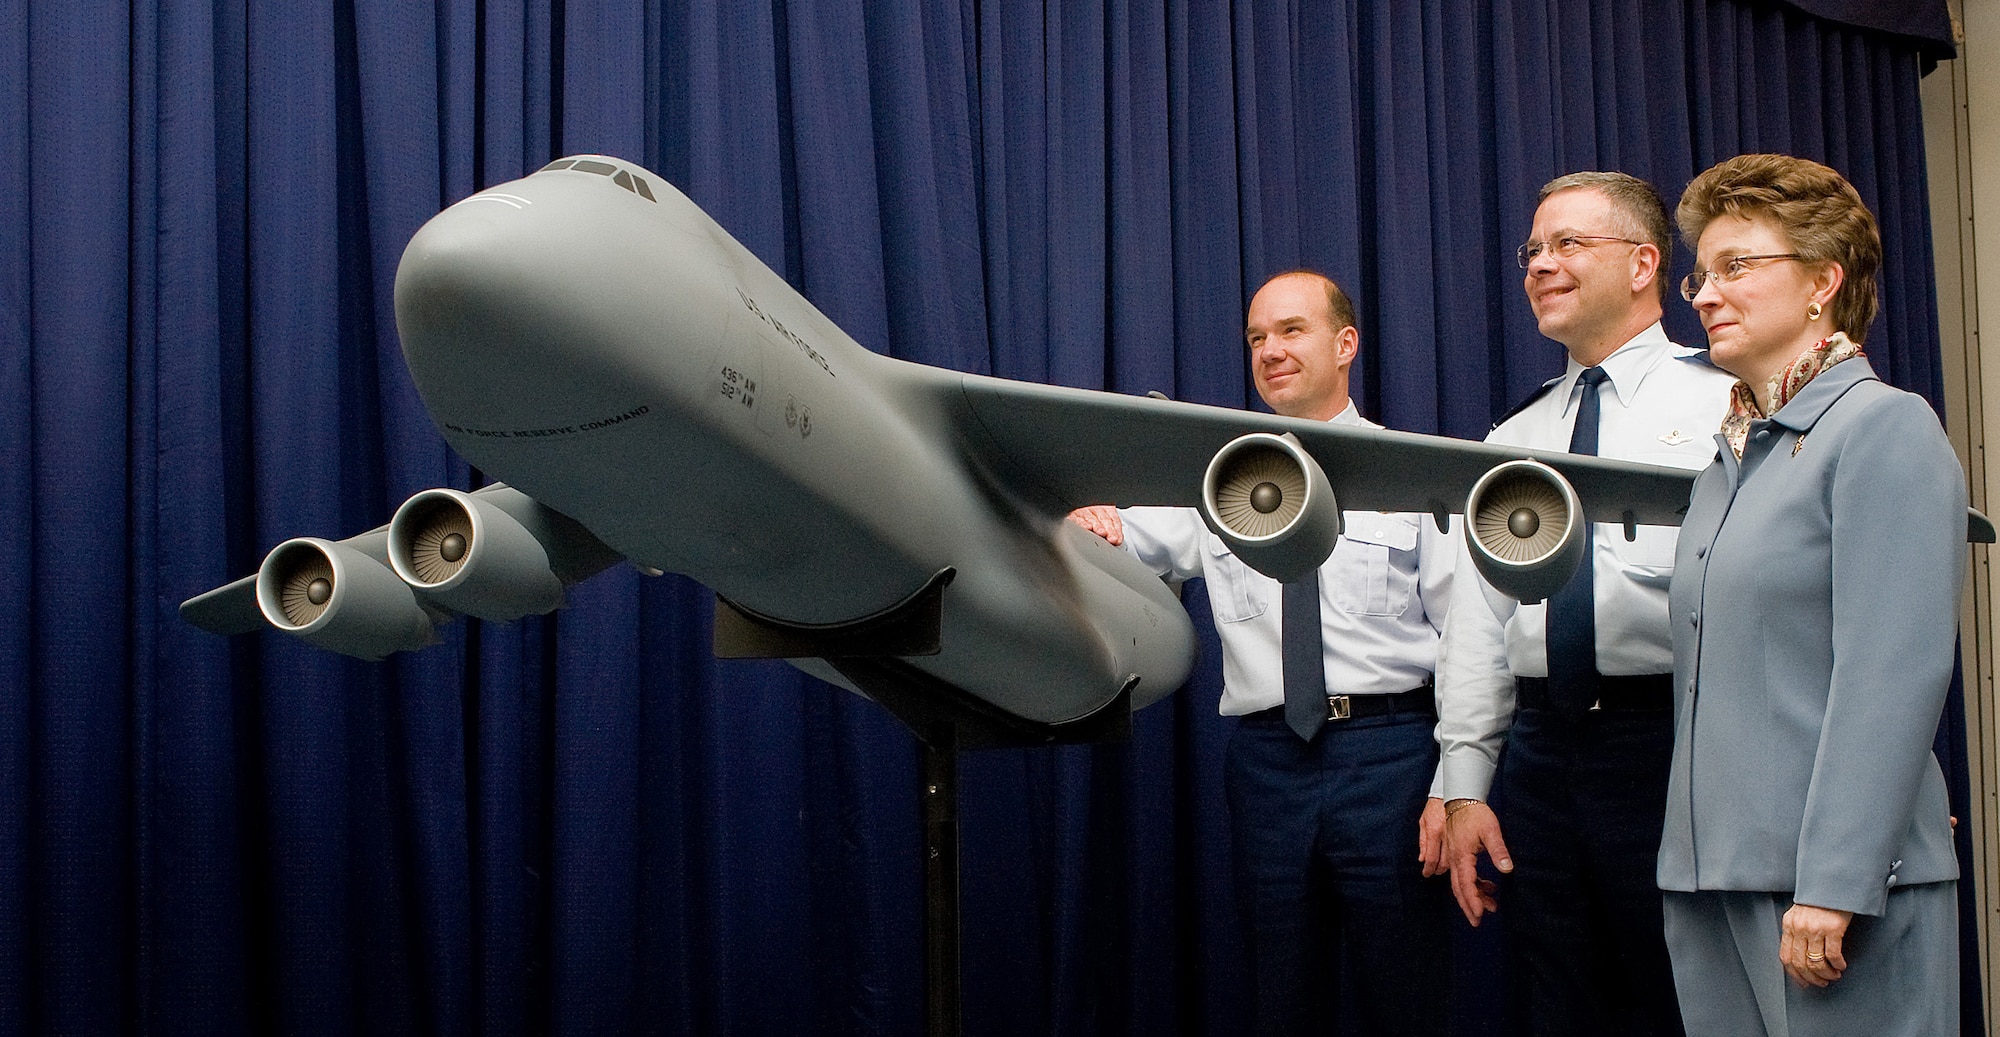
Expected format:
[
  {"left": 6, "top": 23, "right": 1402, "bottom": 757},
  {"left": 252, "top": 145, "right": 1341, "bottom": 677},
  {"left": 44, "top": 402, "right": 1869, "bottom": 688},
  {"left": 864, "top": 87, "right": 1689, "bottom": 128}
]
[{"left": 183, "top": 155, "right": 1963, "bottom": 741}]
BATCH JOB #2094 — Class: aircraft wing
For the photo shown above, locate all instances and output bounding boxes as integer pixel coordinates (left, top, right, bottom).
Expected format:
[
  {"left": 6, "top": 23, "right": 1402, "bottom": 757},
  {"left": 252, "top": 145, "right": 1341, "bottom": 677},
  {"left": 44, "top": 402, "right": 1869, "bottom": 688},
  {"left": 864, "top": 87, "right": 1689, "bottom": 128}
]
[
  {"left": 179, "top": 526, "right": 395, "bottom": 637},
  {"left": 178, "top": 485, "right": 621, "bottom": 654},
  {"left": 943, "top": 372, "right": 1698, "bottom": 526},
  {"left": 180, "top": 573, "right": 267, "bottom": 636}
]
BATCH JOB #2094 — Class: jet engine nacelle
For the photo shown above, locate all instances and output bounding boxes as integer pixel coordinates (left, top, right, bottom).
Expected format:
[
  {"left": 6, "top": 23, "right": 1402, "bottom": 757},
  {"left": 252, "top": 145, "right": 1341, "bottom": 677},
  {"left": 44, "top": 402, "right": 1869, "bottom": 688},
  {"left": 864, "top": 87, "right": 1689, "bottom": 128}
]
[
  {"left": 388, "top": 486, "right": 617, "bottom": 622},
  {"left": 256, "top": 537, "right": 439, "bottom": 660},
  {"left": 1199, "top": 432, "right": 1341, "bottom": 584},
  {"left": 1464, "top": 459, "right": 1586, "bottom": 604}
]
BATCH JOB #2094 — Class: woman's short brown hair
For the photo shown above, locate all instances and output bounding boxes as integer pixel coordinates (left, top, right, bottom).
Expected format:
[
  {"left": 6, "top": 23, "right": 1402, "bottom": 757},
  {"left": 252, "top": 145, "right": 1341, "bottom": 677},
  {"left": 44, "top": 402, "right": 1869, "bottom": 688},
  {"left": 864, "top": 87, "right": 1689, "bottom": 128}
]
[{"left": 1676, "top": 154, "right": 1881, "bottom": 343}]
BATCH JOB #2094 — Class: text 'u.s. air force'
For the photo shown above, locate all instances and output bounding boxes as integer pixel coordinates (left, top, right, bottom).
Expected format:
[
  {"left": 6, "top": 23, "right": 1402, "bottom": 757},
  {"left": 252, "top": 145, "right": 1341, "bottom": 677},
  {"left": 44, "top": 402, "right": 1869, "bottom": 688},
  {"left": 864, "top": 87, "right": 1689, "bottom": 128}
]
[{"left": 736, "top": 287, "right": 836, "bottom": 378}]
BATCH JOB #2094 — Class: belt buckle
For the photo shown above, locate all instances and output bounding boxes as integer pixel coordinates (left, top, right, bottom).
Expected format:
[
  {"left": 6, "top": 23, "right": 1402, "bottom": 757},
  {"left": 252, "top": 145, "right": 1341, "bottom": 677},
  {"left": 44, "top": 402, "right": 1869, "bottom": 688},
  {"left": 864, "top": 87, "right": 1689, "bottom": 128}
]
[{"left": 1326, "top": 694, "right": 1351, "bottom": 721}]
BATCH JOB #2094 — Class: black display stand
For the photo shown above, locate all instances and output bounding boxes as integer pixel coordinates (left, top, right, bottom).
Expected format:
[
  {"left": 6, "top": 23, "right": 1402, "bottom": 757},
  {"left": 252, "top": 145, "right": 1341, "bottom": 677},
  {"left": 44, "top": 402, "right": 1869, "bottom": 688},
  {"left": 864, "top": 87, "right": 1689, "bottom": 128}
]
[
  {"left": 829, "top": 658, "right": 1134, "bottom": 1036},
  {"left": 714, "top": 571, "right": 1137, "bottom": 1037}
]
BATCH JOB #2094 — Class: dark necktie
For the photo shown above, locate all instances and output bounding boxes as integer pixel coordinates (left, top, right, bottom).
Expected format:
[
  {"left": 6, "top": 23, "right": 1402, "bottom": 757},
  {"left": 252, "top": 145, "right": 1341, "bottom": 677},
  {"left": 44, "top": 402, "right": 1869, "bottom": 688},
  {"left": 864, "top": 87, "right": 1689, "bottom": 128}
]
[
  {"left": 1546, "top": 366, "right": 1607, "bottom": 711},
  {"left": 1283, "top": 573, "right": 1326, "bottom": 741}
]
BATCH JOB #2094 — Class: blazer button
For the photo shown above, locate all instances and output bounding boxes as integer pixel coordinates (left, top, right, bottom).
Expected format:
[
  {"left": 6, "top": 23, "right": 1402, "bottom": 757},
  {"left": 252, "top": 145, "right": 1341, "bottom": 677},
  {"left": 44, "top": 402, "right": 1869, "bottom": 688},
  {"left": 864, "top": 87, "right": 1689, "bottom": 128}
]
[{"left": 1695, "top": 546, "right": 1706, "bottom": 559}]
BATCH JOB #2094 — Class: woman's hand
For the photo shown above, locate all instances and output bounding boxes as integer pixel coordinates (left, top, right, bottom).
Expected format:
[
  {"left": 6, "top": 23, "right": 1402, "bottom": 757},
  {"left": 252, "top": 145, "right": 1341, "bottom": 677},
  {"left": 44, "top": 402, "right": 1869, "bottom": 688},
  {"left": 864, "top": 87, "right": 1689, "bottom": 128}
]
[{"left": 1780, "top": 901, "right": 1854, "bottom": 988}]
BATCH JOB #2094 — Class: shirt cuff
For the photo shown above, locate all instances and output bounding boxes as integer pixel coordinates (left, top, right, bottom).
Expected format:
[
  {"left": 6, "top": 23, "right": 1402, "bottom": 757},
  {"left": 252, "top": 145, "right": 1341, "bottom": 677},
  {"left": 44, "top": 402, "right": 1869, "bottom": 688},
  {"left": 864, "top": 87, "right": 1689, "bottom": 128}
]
[{"left": 1440, "top": 751, "right": 1497, "bottom": 803}]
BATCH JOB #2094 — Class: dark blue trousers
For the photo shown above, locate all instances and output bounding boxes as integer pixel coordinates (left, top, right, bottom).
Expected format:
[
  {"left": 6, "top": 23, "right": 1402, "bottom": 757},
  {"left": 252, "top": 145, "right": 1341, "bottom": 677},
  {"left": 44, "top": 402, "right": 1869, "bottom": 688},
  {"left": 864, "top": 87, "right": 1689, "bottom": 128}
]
[
  {"left": 1225, "top": 709, "right": 1450, "bottom": 1037},
  {"left": 1494, "top": 705, "right": 1684, "bottom": 1037}
]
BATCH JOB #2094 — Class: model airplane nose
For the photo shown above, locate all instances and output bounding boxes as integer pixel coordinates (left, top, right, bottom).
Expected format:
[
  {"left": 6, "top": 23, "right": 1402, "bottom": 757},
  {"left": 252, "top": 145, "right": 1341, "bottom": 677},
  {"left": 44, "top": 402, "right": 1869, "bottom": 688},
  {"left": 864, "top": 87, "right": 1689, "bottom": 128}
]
[
  {"left": 392, "top": 192, "right": 610, "bottom": 418},
  {"left": 395, "top": 200, "right": 533, "bottom": 353}
]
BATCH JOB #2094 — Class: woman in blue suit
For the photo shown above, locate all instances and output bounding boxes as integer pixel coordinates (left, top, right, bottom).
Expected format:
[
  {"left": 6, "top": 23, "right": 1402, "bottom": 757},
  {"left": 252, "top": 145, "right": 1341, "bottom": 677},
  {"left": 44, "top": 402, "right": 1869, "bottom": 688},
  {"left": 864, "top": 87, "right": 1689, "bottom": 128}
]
[{"left": 1660, "top": 153, "right": 1965, "bottom": 1034}]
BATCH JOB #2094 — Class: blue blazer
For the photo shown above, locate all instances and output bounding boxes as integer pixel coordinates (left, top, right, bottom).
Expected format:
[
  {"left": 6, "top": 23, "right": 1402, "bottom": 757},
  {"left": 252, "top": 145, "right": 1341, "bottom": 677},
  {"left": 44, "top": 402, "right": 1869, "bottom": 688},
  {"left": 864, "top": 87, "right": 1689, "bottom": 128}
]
[{"left": 1658, "top": 358, "right": 1965, "bottom": 916}]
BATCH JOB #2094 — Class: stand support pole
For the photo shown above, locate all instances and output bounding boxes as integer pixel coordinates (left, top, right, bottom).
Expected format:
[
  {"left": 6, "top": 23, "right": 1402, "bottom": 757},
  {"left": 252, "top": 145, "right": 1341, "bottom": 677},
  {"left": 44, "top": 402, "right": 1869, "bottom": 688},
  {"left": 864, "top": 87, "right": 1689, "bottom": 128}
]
[{"left": 921, "top": 732, "right": 961, "bottom": 1037}]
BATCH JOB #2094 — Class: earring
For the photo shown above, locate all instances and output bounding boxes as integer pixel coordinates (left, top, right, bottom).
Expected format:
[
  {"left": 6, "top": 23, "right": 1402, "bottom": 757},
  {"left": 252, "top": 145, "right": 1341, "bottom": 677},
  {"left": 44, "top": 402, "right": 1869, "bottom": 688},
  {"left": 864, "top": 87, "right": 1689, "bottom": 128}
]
[{"left": 1807, "top": 301, "right": 1823, "bottom": 321}]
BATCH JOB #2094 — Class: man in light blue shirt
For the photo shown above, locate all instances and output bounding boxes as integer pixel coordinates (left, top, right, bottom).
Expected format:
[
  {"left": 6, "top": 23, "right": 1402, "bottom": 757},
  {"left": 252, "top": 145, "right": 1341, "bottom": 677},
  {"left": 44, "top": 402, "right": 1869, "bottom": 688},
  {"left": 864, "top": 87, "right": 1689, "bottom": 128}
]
[
  {"left": 1437, "top": 172, "right": 1734, "bottom": 1037},
  {"left": 1073, "top": 271, "right": 1454, "bottom": 1036}
]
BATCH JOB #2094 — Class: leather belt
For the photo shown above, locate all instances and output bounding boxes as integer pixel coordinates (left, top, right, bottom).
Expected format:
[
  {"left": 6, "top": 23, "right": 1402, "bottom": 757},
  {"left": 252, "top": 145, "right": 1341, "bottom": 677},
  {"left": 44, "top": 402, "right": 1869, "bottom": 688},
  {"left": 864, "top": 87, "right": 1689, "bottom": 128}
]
[
  {"left": 1515, "top": 673, "right": 1672, "bottom": 713},
  {"left": 1245, "top": 680, "right": 1435, "bottom": 724}
]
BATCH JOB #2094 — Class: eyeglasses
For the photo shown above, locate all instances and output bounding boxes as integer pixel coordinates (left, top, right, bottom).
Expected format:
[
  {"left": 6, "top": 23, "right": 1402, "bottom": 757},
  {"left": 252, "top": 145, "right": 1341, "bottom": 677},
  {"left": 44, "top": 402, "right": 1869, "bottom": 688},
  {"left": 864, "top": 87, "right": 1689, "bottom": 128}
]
[
  {"left": 1516, "top": 234, "right": 1641, "bottom": 268},
  {"left": 1679, "top": 254, "right": 1803, "bottom": 301}
]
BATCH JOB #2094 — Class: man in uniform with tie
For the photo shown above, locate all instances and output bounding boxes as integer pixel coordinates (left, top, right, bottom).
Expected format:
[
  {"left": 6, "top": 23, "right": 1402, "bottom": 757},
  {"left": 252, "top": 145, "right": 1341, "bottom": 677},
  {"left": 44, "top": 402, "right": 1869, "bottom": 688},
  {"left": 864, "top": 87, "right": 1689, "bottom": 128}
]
[
  {"left": 1435, "top": 173, "right": 1734, "bottom": 1035},
  {"left": 1069, "top": 270, "right": 1455, "bottom": 1036}
]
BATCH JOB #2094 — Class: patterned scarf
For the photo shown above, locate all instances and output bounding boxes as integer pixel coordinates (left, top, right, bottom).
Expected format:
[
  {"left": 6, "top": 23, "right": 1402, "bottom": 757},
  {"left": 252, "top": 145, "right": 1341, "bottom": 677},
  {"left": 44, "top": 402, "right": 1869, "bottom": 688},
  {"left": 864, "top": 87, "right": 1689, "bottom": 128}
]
[{"left": 1720, "top": 332, "right": 1864, "bottom": 459}]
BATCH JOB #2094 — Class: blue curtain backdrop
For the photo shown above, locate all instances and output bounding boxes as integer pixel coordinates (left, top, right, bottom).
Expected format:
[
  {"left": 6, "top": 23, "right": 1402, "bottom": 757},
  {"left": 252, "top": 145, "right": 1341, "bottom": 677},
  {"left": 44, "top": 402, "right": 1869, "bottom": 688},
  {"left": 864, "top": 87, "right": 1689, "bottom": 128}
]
[{"left": 0, "top": 0, "right": 1973, "bottom": 1034}]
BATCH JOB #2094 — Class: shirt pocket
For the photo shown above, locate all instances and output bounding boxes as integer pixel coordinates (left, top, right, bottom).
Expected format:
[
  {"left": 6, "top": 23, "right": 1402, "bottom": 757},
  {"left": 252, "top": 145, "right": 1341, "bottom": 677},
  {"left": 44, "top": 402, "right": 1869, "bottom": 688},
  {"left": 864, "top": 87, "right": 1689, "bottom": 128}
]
[
  {"left": 1610, "top": 523, "right": 1679, "bottom": 587},
  {"left": 1330, "top": 513, "right": 1421, "bottom": 617},
  {"left": 1203, "top": 538, "right": 1270, "bottom": 623},
  {"left": 1609, "top": 448, "right": 1706, "bottom": 585}
]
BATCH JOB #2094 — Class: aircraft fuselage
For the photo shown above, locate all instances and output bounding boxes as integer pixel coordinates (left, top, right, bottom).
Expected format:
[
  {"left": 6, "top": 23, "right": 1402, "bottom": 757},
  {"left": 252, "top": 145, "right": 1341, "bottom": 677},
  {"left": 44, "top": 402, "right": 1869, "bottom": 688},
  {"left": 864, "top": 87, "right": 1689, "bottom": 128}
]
[{"left": 392, "top": 158, "right": 1194, "bottom": 724}]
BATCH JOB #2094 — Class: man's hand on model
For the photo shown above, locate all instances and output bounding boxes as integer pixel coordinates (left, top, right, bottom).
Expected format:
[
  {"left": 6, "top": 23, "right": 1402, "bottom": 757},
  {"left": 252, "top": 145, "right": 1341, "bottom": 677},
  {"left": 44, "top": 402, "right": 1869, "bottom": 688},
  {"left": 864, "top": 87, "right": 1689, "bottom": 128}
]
[{"left": 1067, "top": 506, "right": 1124, "bottom": 546}]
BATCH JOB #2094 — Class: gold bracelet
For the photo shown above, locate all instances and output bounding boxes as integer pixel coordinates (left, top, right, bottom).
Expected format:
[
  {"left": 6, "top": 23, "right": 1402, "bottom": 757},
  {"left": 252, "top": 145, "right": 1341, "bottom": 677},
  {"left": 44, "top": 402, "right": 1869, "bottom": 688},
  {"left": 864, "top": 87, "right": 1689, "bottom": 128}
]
[{"left": 1444, "top": 798, "right": 1482, "bottom": 816}]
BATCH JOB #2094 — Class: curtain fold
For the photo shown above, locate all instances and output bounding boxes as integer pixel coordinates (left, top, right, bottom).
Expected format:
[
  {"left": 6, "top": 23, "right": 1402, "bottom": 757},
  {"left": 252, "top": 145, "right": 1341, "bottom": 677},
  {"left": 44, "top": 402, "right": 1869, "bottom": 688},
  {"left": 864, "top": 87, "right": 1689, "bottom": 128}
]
[{"left": 1, "top": 1, "right": 1972, "bottom": 1033}]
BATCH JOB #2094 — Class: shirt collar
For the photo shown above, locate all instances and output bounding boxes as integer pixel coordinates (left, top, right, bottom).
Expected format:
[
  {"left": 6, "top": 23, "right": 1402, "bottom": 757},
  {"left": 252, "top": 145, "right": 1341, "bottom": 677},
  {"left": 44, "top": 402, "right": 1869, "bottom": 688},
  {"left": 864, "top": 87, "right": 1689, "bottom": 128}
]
[
  {"left": 1325, "top": 398, "right": 1380, "bottom": 430},
  {"left": 1559, "top": 322, "right": 1674, "bottom": 419}
]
